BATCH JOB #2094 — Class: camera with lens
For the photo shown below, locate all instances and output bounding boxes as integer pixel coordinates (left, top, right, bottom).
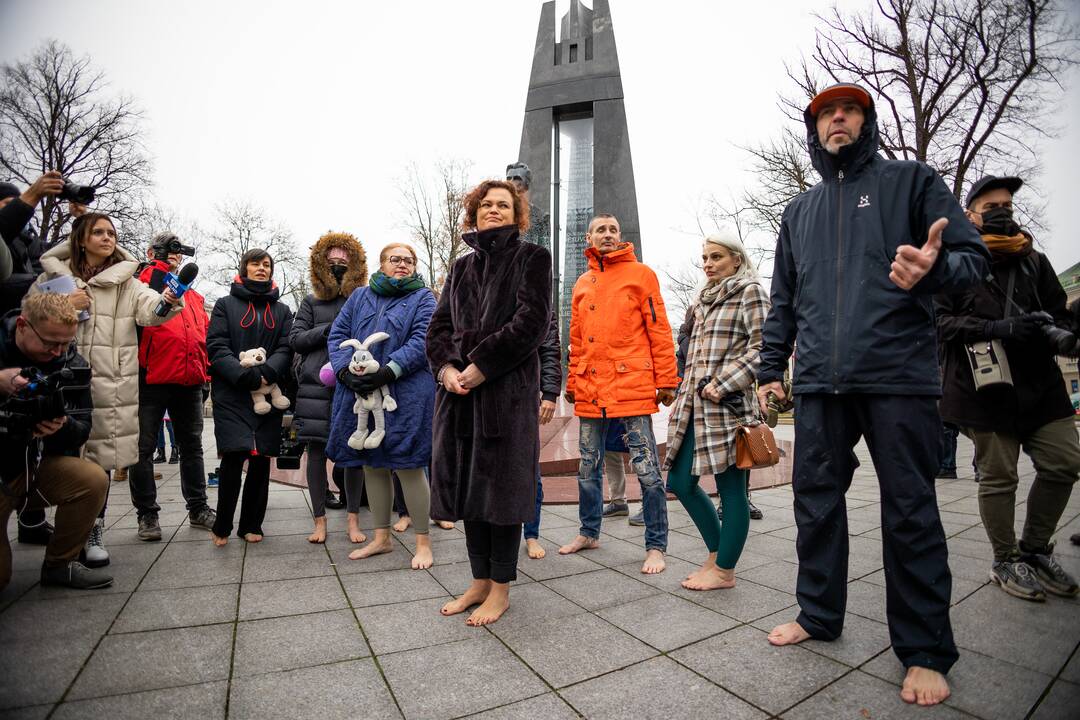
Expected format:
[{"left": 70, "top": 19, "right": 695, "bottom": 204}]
[
  {"left": 0, "top": 366, "right": 88, "bottom": 434},
  {"left": 58, "top": 182, "right": 96, "bottom": 205},
  {"left": 151, "top": 237, "right": 196, "bottom": 262},
  {"left": 1029, "top": 311, "right": 1080, "bottom": 358}
]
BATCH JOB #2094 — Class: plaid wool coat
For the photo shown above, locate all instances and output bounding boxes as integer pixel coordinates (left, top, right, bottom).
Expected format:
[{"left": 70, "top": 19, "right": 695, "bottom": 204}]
[{"left": 664, "top": 276, "right": 770, "bottom": 476}]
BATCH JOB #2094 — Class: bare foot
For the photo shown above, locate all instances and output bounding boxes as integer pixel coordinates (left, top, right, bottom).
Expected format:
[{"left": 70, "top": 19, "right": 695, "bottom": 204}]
[
  {"left": 526, "top": 538, "right": 546, "bottom": 559},
  {"left": 211, "top": 533, "right": 228, "bottom": 547},
  {"left": 641, "top": 549, "right": 666, "bottom": 575},
  {"left": 411, "top": 534, "right": 433, "bottom": 570},
  {"left": 349, "top": 537, "right": 394, "bottom": 560},
  {"left": 307, "top": 517, "right": 327, "bottom": 544},
  {"left": 466, "top": 583, "right": 510, "bottom": 626},
  {"left": 436, "top": 520, "right": 455, "bottom": 530},
  {"left": 441, "top": 579, "right": 491, "bottom": 616},
  {"left": 392, "top": 515, "right": 412, "bottom": 533},
  {"left": 768, "top": 621, "right": 811, "bottom": 646},
  {"left": 901, "top": 666, "right": 951, "bottom": 706},
  {"left": 347, "top": 513, "right": 367, "bottom": 544},
  {"left": 243, "top": 533, "right": 263, "bottom": 543},
  {"left": 558, "top": 535, "right": 599, "bottom": 555},
  {"left": 682, "top": 566, "right": 735, "bottom": 590}
]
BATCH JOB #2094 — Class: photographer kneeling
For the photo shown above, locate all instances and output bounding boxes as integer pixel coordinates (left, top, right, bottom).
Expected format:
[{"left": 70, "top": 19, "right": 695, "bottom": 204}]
[{"left": 0, "top": 292, "right": 110, "bottom": 590}]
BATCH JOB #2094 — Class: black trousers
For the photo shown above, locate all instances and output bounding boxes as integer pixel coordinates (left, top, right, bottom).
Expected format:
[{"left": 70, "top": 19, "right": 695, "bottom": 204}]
[
  {"left": 463, "top": 520, "right": 521, "bottom": 583},
  {"left": 212, "top": 453, "right": 271, "bottom": 538},
  {"left": 129, "top": 382, "right": 209, "bottom": 517},
  {"left": 792, "top": 394, "right": 958, "bottom": 674}
]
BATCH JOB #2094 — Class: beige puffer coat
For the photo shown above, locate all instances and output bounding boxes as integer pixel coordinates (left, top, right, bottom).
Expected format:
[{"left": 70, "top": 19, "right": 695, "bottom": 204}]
[{"left": 33, "top": 243, "right": 179, "bottom": 471}]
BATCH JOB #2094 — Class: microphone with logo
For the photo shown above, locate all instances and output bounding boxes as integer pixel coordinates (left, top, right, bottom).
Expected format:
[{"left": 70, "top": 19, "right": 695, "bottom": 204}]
[{"left": 155, "top": 263, "right": 199, "bottom": 317}]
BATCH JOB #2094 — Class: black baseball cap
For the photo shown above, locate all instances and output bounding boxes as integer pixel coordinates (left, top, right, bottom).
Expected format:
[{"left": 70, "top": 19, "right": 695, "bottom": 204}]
[{"left": 965, "top": 175, "right": 1023, "bottom": 209}]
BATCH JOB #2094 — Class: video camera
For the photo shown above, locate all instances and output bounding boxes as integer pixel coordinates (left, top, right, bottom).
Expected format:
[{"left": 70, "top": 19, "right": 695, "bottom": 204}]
[
  {"left": 0, "top": 366, "right": 89, "bottom": 432},
  {"left": 58, "top": 182, "right": 96, "bottom": 205},
  {"left": 151, "top": 237, "right": 196, "bottom": 262}
]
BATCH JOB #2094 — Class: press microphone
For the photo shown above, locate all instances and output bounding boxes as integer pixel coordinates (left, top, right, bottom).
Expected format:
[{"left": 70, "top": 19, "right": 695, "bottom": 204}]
[{"left": 155, "top": 263, "right": 199, "bottom": 317}]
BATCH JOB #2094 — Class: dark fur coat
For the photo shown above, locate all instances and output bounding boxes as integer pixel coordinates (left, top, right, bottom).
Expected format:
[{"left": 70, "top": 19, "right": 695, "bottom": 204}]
[{"left": 426, "top": 225, "right": 552, "bottom": 525}]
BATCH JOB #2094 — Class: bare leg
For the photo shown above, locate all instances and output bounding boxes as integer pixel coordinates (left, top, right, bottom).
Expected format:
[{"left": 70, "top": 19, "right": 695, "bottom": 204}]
[
  {"left": 307, "top": 515, "right": 327, "bottom": 544},
  {"left": 346, "top": 512, "right": 367, "bottom": 544},
  {"left": 901, "top": 667, "right": 951, "bottom": 706},
  {"left": 768, "top": 621, "right": 812, "bottom": 646},
  {"left": 466, "top": 581, "right": 510, "bottom": 626},
  {"left": 441, "top": 578, "right": 490, "bottom": 616},
  {"left": 558, "top": 534, "right": 599, "bottom": 554},
  {"left": 526, "top": 538, "right": 546, "bottom": 559},
  {"left": 411, "top": 533, "right": 433, "bottom": 569},
  {"left": 349, "top": 527, "right": 394, "bottom": 560},
  {"left": 641, "top": 548, "right": 666, "bottom": 575}
]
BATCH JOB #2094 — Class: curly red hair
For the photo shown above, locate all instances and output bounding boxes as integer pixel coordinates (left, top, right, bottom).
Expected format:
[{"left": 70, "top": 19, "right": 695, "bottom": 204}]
[{"left": 461, "top": 179, "right": 530, "bottom": 233}]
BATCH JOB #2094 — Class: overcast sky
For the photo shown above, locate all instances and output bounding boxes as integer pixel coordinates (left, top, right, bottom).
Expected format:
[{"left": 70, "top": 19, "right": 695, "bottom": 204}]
[{"left": 2, "top": 0, "right": 1078, "bottom": 298}]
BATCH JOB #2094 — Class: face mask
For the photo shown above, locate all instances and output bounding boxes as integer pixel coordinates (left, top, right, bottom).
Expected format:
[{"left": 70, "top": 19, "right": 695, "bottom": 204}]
[
  {"left": 330, "top": 264, "right": 347, "bottom": 283},
  {"left": 980, "top": 206, "right": 1020, "bottom": 236}
]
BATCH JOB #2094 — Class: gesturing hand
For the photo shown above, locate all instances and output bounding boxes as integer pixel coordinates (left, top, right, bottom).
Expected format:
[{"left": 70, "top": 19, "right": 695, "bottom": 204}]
[{"left": 890, "top": 218, "right": 947, "bottom": 290}]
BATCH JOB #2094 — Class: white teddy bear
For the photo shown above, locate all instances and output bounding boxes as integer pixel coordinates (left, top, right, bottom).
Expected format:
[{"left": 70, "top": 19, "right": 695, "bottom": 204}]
[
  {"left": 340, "top": 332, "right": 398, "bottom": 449},
  {"left": 238, "top": 347, "right": 291, "bottom": 415}
]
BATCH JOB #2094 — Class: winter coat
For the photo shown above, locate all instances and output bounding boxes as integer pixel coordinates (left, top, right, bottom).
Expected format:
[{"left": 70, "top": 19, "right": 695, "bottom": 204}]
[
  {"left": 936, "top": 248, "right": 1074, "bottom": 435},
  {"left": 758, "top": 97, "right": 990, "bottom": 395},
  {"left": 33, "top": 242, "right": 179, "bottom": 470},
  {"left": 0, "top": 310, "right": 94, "bottom": 484},
  {"left": 290, "top": 232, "right": 367, "bottom": 443},
  {"left": 426, "top": 225, "right": 552, "bottom": 525},
  {"left": 0, "top": 198, "right": 42, "bottom": 312},
  {"left": 565, "top": 243, "right": 679, "bottom": 418},
  {"left": 207, "top": 278, "right": 294, "bottom": 455},
  {"left": 136, "top": 260, "right": 210, "bottom": 386},
  {"left": 538, "top": 311, "right": 562, "bottom": 401},
  {"left": 665, "top": 277, "right": 769, "bottom": 475},
  {"left": 326, "top": 284, "right": 436, "bottom": 468}
]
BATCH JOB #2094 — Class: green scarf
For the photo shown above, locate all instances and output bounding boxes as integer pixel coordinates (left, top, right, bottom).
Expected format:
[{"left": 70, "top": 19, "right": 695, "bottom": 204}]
[{"left": 369, "top": 271, "right": 426, "bottom": 297}]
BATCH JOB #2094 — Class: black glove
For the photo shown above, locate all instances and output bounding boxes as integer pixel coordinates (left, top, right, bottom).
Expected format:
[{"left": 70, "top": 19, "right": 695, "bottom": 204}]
[
  {"left": 352, "top": 366, "right": 396, "bottom": 394},
  {"left": 336, "top": 366, "right": 367, "bottom": 393},
  {"left": 244, "top": 368, "right": 263, "bottom": 390},
  {"left": 984, "top": 313, "right": 1044, "bottom": 343}
]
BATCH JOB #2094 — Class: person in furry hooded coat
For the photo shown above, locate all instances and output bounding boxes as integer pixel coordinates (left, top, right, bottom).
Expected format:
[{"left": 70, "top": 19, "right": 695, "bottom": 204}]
[{"left": 288, "top": 232, "right": 367, "bottom": 544}]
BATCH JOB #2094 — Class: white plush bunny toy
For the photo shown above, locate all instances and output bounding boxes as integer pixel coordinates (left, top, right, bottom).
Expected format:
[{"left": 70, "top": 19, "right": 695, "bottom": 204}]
[{"left": 339, "top": 332, "right": 398, "bottom": 450}]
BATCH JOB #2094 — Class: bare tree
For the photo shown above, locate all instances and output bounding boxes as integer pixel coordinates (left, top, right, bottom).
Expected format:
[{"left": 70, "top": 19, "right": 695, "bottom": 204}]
[
  {"left": 0, "top": 40, "right": 152, "bottom": 249},
  {"left": 201, "top": 199, "right": 306, "bottom": 308},
  {"left": 735, "top": 128, "right": 819, "bottom": 239},
  {"left": 397, "top": 158, "right": 473, "bottom": 286},
  {"left": 115, "top": 200, "right": 199, "bottom": 260},
  {"left": 784, "top": 0, "right": 1078, "bottom": 203}
]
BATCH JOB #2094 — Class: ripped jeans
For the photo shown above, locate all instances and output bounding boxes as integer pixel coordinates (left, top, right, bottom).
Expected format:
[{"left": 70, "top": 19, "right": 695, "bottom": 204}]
[{"left": 577, "top": 415, "right": 668, "bottom": 552}]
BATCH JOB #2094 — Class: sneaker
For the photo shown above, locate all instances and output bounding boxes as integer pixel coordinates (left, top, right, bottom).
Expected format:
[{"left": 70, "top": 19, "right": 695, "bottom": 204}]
[
  {"left": 747, "top": 493, "right": 764, "bottom": 520},
  {"left": 40, "top": 560, "right": 113, "bottom": 590},
  {"left": 17, "top": 519, "right": 53, "bottom": 545},
  {"left": 137, "top": 514, "right": 162, "bottom": 541},
  {"left": 207, "top": 469, "right": 219, "bottom": 487},
  {"left": 628, "top": 510, "right": 645, "bottom": 526},
  {"left": 153, "top": 448, "right": 166, "bottom": 463},
  {"left": 602, "top": 501, "right": 629, "bottom": 517},
  {"left": 189, "top": 507, "right": 217, "bottom": 532},
  {"left": 936, "top": 468, "right": 958, "bottom": 479},
  {"left": 81, "top": 518, "right": 110, "bottom": 568},
  {"left": 1022, "top": 547, "right": 1080, "bottom": 598},
  {"left": 168, "top": 448, "right": 180, "bottom": 464},
  {"left": 990, "top": 560, "right": 1045, "bottom": 601}
]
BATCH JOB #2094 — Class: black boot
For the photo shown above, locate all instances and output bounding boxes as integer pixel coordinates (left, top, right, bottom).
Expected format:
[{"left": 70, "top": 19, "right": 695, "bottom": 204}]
[
  {"left": 153, "top": 448, "right": 166, "bottom": 464},
  {"left": 168, "top": 448, "right": 179, "bottom": 464},
  {"left": 324, "top": 489, "right": 345, "bottom": 510},
  {"left": 747, "top": 490, "right": 764, "bottom": 520}
]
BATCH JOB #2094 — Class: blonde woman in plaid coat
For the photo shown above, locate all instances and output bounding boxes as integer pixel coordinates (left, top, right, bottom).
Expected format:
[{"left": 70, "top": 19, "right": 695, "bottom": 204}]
[{"left": 665, "top": 233, "right": 769, "bottom": 591}]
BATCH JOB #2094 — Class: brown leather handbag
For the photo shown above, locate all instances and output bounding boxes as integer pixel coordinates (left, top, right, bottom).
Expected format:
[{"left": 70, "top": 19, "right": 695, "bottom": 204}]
[{"left": 735, "top": 419, "right": 781, "bottom": 470}]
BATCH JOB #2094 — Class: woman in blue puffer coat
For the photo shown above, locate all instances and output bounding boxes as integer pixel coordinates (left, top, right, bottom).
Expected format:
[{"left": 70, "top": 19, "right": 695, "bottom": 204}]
[{"left": 326, "top": 241, "right": 437, "bottom": 569}]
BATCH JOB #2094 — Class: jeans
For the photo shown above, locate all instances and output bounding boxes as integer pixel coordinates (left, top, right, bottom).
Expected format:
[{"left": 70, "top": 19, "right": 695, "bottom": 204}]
[
  {"left": 157, "top": 419, "right": 175, "bottom": 451},
  {"left": 523, "top": 472, "right": 543, "bottom": 540},
  {"left": 129, "top": 382, "right": 209, "bottom": 518},
  {"left": 578, "top": 415, "right": 668, "bottom": 552}
]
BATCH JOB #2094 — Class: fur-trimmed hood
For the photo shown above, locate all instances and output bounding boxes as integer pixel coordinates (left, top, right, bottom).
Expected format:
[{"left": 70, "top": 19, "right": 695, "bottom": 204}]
[{"left": 310, "top": 232, "right": 367, "bottom": 301}]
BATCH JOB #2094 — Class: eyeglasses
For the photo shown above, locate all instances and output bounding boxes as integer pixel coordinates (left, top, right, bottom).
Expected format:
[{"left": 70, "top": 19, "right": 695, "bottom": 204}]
[
  {"left": 387, "top": 256, "right": 416, "bottom": 267},
  {"left": 25, "top": 320, "right": 73, "bottom": 351}
]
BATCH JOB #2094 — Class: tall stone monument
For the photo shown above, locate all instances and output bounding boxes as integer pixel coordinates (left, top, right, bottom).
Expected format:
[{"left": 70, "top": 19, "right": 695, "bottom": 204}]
[{"left": 517, "top": 0, "right": 641, "bottom": 342}]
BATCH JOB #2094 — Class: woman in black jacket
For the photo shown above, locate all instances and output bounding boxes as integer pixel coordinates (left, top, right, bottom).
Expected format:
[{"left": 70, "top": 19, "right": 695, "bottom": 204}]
[
  {"left": 207, "top": 249, "right": 294, "bottom": 546},
  {"left": 289, "top": 232, "right": 367, "bottom": 544}
]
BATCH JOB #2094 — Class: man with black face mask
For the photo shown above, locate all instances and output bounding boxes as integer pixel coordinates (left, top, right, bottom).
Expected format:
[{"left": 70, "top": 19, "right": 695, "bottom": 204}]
[{"left": 936, "top": 176, "right": 1080, "bottom": 603}]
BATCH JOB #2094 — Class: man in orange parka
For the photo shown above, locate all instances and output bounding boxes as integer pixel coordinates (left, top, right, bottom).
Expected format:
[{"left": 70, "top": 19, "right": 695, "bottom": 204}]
[{"left": 558, "top": 214, "right": 679, "bottom": 574}]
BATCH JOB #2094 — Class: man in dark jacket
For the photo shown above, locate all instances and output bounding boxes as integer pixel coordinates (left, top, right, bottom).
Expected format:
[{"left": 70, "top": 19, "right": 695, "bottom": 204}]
[
  {"left": 0, "top": 292, "right": 111, "bottom": 589},
  {"left": 0, "top": 172, "right": 68, "bottom": 312},
  {"left": 127, "top": 232, "right": 215, "bottom": 541},
  {"left": 936, "top": 176, "right": 1080, "bottom": 602},
  {"left": 756, "top": 83, "right": 990, "bottom": 706}
]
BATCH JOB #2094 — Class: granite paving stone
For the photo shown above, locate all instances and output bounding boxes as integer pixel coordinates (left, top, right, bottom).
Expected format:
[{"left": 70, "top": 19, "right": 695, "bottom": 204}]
[
  {"left": 234, "top": 608, "right": 370, "bottom": 676},
  {"left": 671, "top": 577, "right": 798, "bottom": 623},
  {"left": 597, "top": 591, "right": 738, "bottom": 651},
  {"left": 670, "top": 625, "right": 849, "bottom": 715},
  {"left": 229, "top": 659, "right": 400, "bottom": 720},
  {"left": 67, "top": 624, "right": 232, "bottom": 699},
  {"left": 427, "top": 560, "right": 533, "bottom": 597},
  {"left": 0, "top": 634, "right": 98, "bottom": 709},
  {"left": 782, "top": 670, "right": 967, "bottom": 719},
  {"left": 504, "top": 538, "right": 603, "bottom": 580},
  {"left": 51, "top": 681, "right": 228, "bottom": 720},
  {"left": 482, "top": 581, "right": 587, "bottom": 633},
  {"left": 544, "top": 568, "right": 660, "bottom": 610},
  {"left": 379, "top": 636, "right": 547, "bottom": 719},
  {"left": 242, "top": 547, "right": 337, "bottom": 582},
  {"left": 464, "top": 692, "right": 580, "bottom": 719},
  {"left": 141, "top": 555, "right": 243, "bottom": 590},
  {"left": 1030, "top": 680, "right": 1080, "bottom": 720},
  {"left": 238, "top": 575, "right": 348, "bottom": 620},
  {"left": 111, "top": 583, "right": 239, "bottom": 633},
  {"left": 496, "top": 612, "right": 657, "bottom": 688},
  {"left": 0, "top": 592, "right": 126, "bottom": 642},
  {"left": 750, "top": 608, "right": 892, "bottom": 667},
  {"left": 340, "top": 567, "right": 450, "bottom": 607},
  {"left": 355, "top": 596, "right": 474, "bottom": 655}
]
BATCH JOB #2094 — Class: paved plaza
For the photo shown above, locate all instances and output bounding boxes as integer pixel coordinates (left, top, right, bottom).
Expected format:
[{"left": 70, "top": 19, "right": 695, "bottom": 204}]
[{"left": 2, "top": 426, "right": 1079, "bottom": 719}]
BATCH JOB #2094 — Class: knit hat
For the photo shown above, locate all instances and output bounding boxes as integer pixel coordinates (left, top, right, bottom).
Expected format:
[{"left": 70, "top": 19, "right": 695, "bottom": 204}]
[
  {"left": 0, "top": 182, "right": 19, "bottom": 201},
  {"left": 326, "top": 247, "right": 349, "bottom": 263}
]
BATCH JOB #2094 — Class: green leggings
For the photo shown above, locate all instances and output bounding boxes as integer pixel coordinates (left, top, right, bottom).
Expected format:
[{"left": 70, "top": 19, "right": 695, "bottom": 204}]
[{"left": 666, "top": 419, "right": 749, "bottom": 569}]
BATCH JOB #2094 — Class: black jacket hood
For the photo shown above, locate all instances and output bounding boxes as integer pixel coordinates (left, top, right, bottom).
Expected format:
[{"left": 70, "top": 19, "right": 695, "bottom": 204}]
[{"left": 804, "top": 93, "right": 881, "bottom": 180}]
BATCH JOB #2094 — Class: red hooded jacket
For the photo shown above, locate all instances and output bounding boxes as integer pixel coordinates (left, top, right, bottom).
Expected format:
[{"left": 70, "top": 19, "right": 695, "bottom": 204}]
[{"left": 137, "top": 260, "right": 210, "bottom": 386}]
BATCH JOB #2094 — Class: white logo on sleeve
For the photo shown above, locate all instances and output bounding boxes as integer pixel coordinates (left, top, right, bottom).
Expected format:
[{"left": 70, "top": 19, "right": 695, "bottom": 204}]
[{"left": 858, "top": 195, "right": 871, "bottom": 208}]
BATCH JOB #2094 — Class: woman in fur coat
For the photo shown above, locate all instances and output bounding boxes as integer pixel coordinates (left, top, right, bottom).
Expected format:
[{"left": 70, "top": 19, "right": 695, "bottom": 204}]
[
  {"left": 427, "top": 179, "right": 552, "bottom": 626},
  {"left": 289, "top": 232, "right": 367, "bottom": 544}
]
